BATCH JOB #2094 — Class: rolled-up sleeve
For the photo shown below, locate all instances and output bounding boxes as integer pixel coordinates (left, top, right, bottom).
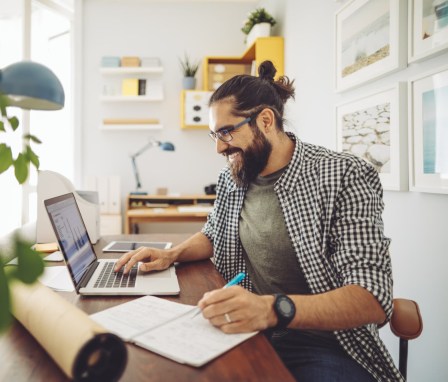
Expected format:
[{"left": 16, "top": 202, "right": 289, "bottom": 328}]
[{"left": 330, "top": 159, "right": 394, "bottom": 321}]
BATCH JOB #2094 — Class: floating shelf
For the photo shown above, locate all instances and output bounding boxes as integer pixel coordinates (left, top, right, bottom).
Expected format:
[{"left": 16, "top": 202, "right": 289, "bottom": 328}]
[
  {"left": 99, "top": 124, "right": 163, "bottom": 131},
  {"left": 100, "top": 67, "right": 164, "bottom": 75},
  {"left": 100, "top": 95, "right": 164, "bottom": 102}
]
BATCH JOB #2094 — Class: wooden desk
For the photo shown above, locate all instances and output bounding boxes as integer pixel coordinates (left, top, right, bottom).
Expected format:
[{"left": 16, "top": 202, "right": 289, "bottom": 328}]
[
  {"left": 125, "top": 194, "right": 215, "bottom": 234},
  {"left": 0, "top": 234, "right": 294, "bottom": 382}
]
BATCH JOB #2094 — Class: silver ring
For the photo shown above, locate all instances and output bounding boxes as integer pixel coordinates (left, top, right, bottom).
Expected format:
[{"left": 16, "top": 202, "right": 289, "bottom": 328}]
[{"left": 224, "top": 313, "right": 232, "bottom": 323}]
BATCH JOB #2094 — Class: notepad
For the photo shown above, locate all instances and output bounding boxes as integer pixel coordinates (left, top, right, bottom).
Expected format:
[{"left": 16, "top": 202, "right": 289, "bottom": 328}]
[{"left": 90, "top": 296, "right": 257, "bottom": 366}]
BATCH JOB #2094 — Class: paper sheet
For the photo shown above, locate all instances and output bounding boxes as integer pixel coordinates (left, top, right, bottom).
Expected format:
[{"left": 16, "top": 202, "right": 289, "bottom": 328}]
[{"left": 38, "top": 266, "right": 74, "bottom": 291}]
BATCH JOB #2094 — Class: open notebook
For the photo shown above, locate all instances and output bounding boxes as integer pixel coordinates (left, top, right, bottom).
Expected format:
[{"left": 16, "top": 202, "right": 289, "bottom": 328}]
[{"left": 90, "top": 296, "right": 258, "bottom": 367}]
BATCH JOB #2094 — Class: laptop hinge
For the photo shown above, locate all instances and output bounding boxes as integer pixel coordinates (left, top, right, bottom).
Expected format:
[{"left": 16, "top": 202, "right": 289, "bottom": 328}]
[{"left": 77, "top": 261, "right": 100, "bottom": 292}]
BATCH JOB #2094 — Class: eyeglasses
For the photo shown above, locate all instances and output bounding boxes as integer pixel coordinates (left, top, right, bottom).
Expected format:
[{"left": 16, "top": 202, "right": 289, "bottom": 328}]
[{"left": 209, "top": 116, "right": 253, "bottom": 143}]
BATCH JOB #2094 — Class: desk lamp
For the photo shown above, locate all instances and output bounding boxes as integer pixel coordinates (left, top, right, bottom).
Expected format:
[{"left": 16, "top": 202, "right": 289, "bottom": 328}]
[
  {"left": 131, "top": 140, "right": 175, "bottom": 195},
  {"left": 0, "top": 61, "right": 65, "bottom": 110}
]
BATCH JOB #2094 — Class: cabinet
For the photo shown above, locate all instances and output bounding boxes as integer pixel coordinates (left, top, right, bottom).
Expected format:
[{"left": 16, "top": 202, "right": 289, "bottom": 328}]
[
  {"left": 100, "top": 66, "right": 164, "bottom": 131},
  {"left": 203, "top": 36, "right": 284, "bottom": 91}
]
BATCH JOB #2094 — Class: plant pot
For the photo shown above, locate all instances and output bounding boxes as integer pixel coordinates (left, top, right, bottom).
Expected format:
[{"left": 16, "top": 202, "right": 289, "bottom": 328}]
[
  {"left": 246, "top": 22, "right": 271, "bottom": 47},
  {"left": 182, "top": 77, "right": 196, "bottom": 90}
]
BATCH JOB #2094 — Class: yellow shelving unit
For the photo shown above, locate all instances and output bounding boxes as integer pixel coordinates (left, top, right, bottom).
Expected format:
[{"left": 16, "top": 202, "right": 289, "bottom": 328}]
[{"left": 203, "top": 36, "right": 284, "bottom": 91}]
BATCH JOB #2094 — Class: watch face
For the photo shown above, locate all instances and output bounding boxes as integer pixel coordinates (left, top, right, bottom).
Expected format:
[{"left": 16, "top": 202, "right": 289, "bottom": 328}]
[{"left": 279, "top": 298, "right": 294, "bottom": 318}]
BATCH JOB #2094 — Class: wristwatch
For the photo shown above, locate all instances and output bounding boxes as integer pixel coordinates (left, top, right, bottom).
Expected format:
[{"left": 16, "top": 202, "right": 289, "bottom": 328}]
[{"left": 272, "top": 294, "right": 296, "bottom": 330}]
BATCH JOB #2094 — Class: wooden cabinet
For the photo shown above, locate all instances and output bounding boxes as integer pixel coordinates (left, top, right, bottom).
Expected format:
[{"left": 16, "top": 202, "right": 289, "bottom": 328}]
[
  {"left": 203, "top": 37, "right": 284, "bottom": 91},
  {"left": 100, "top": 66, "right": 164, "bottom": 131}
]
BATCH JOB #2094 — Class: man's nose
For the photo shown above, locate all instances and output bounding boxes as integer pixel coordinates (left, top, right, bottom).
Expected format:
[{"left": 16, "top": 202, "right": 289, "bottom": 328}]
[{"left": 216, "top": 138, "right": 229, "bottom": 155}]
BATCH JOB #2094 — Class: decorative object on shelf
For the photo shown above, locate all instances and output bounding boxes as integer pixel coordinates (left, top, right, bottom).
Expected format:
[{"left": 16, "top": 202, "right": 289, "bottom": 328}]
[
  {"left": 179, "top": 53, "right": 200, "bottom": 90},
  {"left": 121, "top": 56, "right": 140, "bottom": 67},
  {"left": 0, "top": 60, "right": 65, "bottom": 331},
  {"left": 335, "top": 0, "right": 407, "bottom": 92},
  {"left": 241, "top": 7, "right": 276, "bottom": 47},
  {"left": 336, "top": 83, "right": 408, "bottom": 191},
  {"left": 130, "top": 140, "right": 175, "bottom": 195},
  {"left": 180, "top": 90, "right": 213, "bottom": 129},
  {"left": 101, "top": 56, "right": 120, "bottom": 68},
  {"left": 409, "top": 64, "right": 448, "bottom": 194},
  {"left": 409, "top": 0, "right": 448, "bottom": 62}
]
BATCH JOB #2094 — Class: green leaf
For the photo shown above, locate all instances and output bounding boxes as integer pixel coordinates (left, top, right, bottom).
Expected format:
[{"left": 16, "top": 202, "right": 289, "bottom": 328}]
[
  {"left": 0, "top": 144, "right": 13, "bottom": 174},
  {"left": 0, "top": 94, "right": 7, "bottom": 116},
  {"left": 15, "top": 236, "right": 44, "bottom": 284},
  {"left": 8, "top": 117, "right": 19, "bottom": 131},
  {"left": 0, "top": 264, "right": 12, "bottom": 332},
  {"left": 26, "top": 146, "right": 40, "bottom": 169},
  {"left": 13, "top": 153, "right": 29, "bottom": 184},
  {"left": 24, "top": 134, "right": 42, "bottom": 144},
  {"left": 0, "top": 121, "right": 5, "bottom": 132}
]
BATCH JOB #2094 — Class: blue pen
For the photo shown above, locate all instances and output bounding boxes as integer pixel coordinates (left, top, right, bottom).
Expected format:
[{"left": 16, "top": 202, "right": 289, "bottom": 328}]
[
  {"left": 192, "top": 272, "right": 246, "bottom": 317},
  {"left": 223, "top": 272, "right": 246, "bottom": 288}
]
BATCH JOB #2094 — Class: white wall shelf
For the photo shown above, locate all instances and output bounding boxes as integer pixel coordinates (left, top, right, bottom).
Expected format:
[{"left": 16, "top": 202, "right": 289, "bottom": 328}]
[
  {"left": 100, "top": 95, "right": 164, "bottom": 102},
  {"left": 99, "top": 124, "right": 163, "bottom": 131},
  {"left": 100, "top": 67, "right": 164, "bottom": 75}
]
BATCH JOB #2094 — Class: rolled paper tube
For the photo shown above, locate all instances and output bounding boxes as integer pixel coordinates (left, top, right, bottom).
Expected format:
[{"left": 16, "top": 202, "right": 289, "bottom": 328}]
[{"left": 9, "top": 280, "right": 127, "bottom": 381}]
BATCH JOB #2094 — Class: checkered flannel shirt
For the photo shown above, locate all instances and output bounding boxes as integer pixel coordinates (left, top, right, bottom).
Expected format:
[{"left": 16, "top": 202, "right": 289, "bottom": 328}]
[{"left": 202, "top": 132, "right": 402, "bottom": 381}]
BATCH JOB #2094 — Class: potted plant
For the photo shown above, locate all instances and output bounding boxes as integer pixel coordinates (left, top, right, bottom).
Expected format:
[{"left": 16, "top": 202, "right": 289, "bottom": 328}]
[
  {"left": 241, "top": 8, "right": 277, "bottom": 47},
  {"left": 179, "top": 53, "right": 200, "bottom": 90}
]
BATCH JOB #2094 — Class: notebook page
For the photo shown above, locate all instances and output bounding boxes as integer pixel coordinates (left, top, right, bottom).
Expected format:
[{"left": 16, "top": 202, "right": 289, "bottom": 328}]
[
  {"left": 90, "top": 296, "right": 193, "bottom": 340},
  {"left": 133, "top": 311, "right": 257, "bottom": 367}
]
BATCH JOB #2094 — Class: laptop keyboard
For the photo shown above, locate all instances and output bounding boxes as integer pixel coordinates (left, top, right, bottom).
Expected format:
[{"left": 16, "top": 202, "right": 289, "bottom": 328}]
[{"left": 94, "top": 262, "right": 137, "bottom": 288}]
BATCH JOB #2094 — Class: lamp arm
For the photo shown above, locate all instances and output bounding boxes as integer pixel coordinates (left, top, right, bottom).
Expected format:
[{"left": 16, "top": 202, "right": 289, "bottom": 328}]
[
  {"left": 132, "top": 140, "right": 160, "bottom": 159},
  {"left": 131, "top": 156, "right": 142, "bottom": 191}
]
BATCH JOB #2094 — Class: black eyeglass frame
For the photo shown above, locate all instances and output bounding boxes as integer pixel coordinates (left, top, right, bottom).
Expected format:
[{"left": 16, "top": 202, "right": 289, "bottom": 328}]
[{"left": 208, "top": 110, "right": 261, "bottom": 143}]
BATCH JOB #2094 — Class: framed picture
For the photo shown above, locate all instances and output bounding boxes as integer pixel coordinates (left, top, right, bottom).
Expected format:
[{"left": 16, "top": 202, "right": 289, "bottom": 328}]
[
  {"left": 335, "top": 0, "right": 407, "bottom": 92},
  {"left": 409, "top": 65, "right": 448, "bottom": 193},
  {"left": 336, "top": 83, "right": 408, "bottom": 191},
  {"left": 409, "top": 0, "right": 448, "bottom": 62}
]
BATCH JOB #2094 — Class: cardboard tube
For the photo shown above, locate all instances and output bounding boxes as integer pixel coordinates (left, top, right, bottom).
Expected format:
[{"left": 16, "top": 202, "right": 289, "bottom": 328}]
[{"left": 9, "top": 280, "right": 127, "bottom": 381}]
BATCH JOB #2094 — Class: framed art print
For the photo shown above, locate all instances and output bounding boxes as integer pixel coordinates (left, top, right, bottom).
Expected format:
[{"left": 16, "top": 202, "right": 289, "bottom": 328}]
[
  {"left": 409, "top": 0, "right": 448, "bottom": 62},
  {"left": 335, "top": 0, "right": 407, "bottom": 92},
  {"left": 336, "top": 83, "right": 408, "bottom": 191},
  {"left": 409, "top": 65, "right": 448, "bottom": 193}
]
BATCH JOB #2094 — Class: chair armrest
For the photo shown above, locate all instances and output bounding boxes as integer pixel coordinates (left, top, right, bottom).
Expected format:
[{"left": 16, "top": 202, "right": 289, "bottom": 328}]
[{"left": 390, "top": 298, "right": 423, "bottom": 340}]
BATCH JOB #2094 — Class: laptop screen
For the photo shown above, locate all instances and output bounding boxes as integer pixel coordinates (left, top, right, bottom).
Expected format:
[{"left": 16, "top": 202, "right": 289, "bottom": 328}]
[{"left": 45, "top": 193, "right": 96, "bottom": 286}]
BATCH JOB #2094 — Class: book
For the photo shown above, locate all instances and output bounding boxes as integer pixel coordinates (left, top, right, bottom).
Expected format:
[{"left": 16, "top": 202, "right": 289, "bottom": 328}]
[
  {"left": 138, "top": 79, "right": 146, "bottom": 95},
  {"left": 90, "top": 295, "right": 257, "bottom": 367},
  {"left": 122, "top": 78, "right": 139, "bottom": 96}
]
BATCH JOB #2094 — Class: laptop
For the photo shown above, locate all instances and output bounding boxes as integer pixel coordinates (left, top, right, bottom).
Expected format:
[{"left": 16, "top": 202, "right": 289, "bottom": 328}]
[{"left": 44, "top": 192, "right": 180, "bottom": 296}]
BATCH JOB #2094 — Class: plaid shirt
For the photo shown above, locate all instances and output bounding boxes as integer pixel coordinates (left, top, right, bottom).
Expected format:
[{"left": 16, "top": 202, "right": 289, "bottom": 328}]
[{"left": 202, "top": 132, "right": 402, "bottom": 381}]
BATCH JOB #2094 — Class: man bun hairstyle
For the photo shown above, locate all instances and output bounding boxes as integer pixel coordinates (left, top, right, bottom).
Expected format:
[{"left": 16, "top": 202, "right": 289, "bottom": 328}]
[{"left": 209, "top": 60, "right": 295, "bottom": 131}]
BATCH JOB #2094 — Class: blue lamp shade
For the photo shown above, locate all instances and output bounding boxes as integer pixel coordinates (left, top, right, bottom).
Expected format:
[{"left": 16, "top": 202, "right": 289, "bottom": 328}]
[
  {"left": 0, "top": 61, "right": 65, "bottom": 110},
  {"left": 160, "top": 141, "right": 175, "bottom": 151}
]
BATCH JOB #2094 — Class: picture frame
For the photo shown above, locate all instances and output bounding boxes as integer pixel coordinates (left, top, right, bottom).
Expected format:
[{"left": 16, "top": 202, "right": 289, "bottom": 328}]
[
  {"left": 409, "top": 65, "right": 448, "bottom": 193},
  {"left": 180, "top": 90, "right": 213, "bottom": 129},
  {"left": 335, "top": 0, "right": 407, "bottom": 92},
  {"left": 408, "top": 0, "right": 448, "bottom": 62},
  {"left": 336, "top": 83, "right": 408, "bottom": 191}
]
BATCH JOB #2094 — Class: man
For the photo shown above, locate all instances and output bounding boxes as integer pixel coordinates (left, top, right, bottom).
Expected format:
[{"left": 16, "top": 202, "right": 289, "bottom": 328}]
[{"left": 115, "top": 61, "right": 402, "bottom": 381}]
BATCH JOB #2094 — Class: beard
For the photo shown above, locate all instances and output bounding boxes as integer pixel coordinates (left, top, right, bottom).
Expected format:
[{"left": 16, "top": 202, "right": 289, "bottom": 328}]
[{"left": 225, "top": 128, "right": 272, "bottom": 187}]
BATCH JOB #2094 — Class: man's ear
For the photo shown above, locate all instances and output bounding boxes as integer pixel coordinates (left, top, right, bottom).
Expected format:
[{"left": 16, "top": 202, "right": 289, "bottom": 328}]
[{"left": 259, "top": 108, "right": 275, "bottom": 133}]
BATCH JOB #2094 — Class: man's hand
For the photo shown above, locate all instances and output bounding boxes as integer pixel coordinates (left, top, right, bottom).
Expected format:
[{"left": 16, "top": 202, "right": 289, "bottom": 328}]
[
  {"left": 197, "top": 286, "right": 277, "bottom": 333},
  {"left": 114, "top": 247, "right": 175, "bottom": 274}
]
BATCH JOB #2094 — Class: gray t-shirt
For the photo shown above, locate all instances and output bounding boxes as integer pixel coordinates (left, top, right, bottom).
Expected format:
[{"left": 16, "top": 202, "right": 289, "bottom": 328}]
[{"left": 239, "top": 166, "right": 339, "bottom": 348}]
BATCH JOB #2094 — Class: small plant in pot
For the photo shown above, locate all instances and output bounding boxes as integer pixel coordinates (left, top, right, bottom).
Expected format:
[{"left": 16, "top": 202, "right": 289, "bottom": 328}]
[
  {"left": 241, "top": 8, "right": 276, "bottom": 46},
  {"left": 179, "top": 54, "right": 200, "bottom": 90}
]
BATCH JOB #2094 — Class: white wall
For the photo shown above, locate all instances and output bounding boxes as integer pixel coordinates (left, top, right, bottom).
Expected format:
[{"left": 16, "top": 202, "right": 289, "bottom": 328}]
[
  {"left": 81, "top": 0, "right": 257, "bottom": 232},
  {"left": 274, "top": 0, "right": 448, "bottom": 380}
]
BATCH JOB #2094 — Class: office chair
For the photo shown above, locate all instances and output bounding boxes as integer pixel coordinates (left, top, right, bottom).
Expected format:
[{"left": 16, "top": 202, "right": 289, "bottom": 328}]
[{"left": 386, "top": 298, "right": 423, "bottom": 380}]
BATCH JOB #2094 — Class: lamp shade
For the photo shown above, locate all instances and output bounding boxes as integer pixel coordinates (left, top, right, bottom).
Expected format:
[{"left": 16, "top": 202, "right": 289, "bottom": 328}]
[
  {"left": 160, "top": 141, "right": 175, "bottom": 151},
  {"left": 0, "top": 61, "right": 65, "bottom": 110}
]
